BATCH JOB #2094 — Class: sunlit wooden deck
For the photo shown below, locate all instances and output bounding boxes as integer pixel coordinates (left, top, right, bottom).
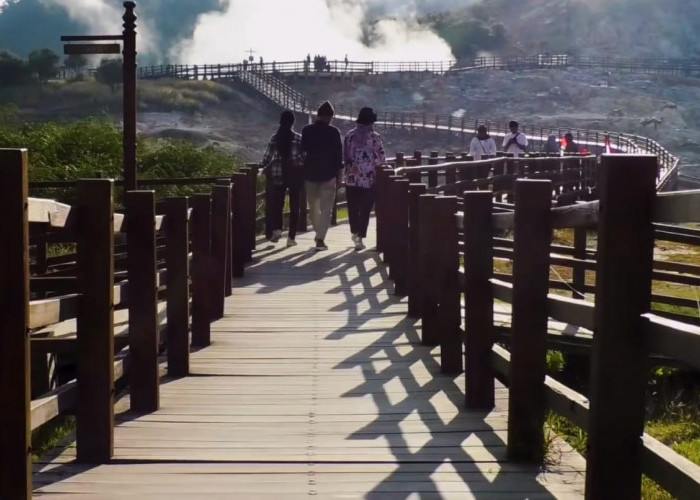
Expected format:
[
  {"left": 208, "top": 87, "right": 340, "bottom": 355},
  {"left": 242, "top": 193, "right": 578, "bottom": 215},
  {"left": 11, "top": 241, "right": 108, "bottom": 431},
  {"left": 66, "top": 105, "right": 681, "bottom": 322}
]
[{"left": 33, "top": 220, "right": 585, "bottom": 499}]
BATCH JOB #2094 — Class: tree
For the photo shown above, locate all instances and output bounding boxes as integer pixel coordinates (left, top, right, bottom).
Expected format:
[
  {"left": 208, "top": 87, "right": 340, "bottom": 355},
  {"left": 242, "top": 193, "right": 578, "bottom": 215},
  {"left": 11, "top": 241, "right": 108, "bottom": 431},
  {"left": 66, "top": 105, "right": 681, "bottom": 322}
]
[
  {"left": 94, "top": 58, "right": 122, "bottom": 92},
  {"left": 0, "top": 50, "right": 32, "bottom": 87},
  {"left": 28, "top": 48, "right": 59, "bottom": 82},
  {"left": 64, "top": 54, "right": 88, "bottom": 78}
]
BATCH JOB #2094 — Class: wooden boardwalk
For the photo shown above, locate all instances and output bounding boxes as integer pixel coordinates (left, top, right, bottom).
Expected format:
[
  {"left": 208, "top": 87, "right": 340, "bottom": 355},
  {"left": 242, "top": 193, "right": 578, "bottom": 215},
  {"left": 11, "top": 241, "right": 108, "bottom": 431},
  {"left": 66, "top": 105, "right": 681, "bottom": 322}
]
[{"left": 33, "top": 220, "right": 585, "bottom": 499}]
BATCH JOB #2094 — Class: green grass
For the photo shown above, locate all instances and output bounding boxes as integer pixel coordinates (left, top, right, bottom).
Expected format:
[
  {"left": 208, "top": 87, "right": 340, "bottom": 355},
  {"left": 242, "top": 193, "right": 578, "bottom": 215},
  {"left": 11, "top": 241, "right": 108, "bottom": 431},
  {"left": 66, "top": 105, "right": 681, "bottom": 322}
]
[
  {"left": 0, "top": 109, "right": 242, "bottom": 204},
  {"left": 31, "top": 416, "right": 75, "bottom": 462}
]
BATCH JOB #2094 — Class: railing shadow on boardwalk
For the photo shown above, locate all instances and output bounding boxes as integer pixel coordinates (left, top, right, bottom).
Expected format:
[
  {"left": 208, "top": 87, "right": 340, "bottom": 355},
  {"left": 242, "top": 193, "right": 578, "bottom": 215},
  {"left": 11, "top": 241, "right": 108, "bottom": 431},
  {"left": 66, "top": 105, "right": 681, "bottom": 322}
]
[{"left": 233, "top": 232, "right": 563, "bottom": 498}]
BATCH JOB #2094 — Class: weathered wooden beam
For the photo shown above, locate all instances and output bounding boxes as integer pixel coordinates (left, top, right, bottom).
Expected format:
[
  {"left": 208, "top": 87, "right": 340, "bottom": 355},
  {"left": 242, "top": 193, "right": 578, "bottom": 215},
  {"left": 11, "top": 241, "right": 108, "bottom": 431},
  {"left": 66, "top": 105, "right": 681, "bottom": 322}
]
[
  {"left": 127, "top": 191, "right": 159, "bottom": 412},
  {"left": 76, "top": 179, "right": 115, "bottom": 463},
  {"left": 407, "top": 183, "right": 427, "bottom": 317},
  {"left": 191, "top": 194, "right": 212, "bottom": 347},
  {"left": 435, "top": 196, "right": 461, "bottom": 374},
  {"left": 0, "top": 149, "right": 31, "bottom": 499},
  {"left": 507, "top": 179, "right": 552, "bottom": 463},
  {"left": 464, "top": 191, "right": 495, "bottom": 410},
  {"left": 586, "top": 154, "right": 657, "bottom": 499},
  {"left": 165, "top": 197, "right": 190, "bottom": 378}
]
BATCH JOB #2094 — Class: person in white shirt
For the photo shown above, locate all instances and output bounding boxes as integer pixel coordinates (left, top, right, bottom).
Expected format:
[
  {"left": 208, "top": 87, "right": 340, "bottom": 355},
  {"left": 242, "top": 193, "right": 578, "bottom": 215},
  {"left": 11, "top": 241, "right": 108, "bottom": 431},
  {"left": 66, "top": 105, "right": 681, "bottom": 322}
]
[
  {"left": 502, "top": 120, "right": 528, "bottom": 157},
  {"left": 469, "top": 125, "right": 497, "bottom": 161}
]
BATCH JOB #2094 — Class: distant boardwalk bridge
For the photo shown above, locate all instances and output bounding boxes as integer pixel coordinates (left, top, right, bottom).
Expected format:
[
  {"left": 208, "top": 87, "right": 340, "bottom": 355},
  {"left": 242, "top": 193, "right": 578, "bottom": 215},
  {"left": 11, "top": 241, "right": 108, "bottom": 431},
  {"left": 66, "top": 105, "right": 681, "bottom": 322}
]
[{"left": 137, "top": 55, "right": 684, "bottom": 191}]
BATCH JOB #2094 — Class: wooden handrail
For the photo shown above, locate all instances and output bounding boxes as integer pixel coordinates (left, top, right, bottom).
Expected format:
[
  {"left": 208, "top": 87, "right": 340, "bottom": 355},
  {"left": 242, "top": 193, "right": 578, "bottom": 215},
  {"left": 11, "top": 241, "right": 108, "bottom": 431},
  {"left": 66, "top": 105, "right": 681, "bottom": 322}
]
[
  {"left": 376, "top": 154, "right": 700, "bottom": 498},
  {"left": 4, "top": 149, "right": 259, "bottom": 497}
]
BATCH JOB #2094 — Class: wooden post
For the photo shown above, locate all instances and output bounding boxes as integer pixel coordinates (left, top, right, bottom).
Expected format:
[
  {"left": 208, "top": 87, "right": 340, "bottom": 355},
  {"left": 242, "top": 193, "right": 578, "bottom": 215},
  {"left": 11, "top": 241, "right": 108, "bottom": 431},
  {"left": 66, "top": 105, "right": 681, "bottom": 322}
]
[
  {"left": 165, "top": 197, "right": 190, "bottom": 378},
  {"left": 246, "top": 165, "right": 258, "bottom": 252},
  {"left": 507, "top": 179, "right": 553, "bottom": 463},
  {"left": 392, "top": 179, "right": 410, "bottom": 296},
  {"left": 264, "top": 168, "right": 274, "bottom": 239},
  {"left": 215, "top": 180, "right": 233, "bottom": 296},
  {"left": 428, "top": 152, "right": 439, "bottom": 187},
  {"left": 126, "top": 190, "right": 159, "bottom": 413},
  {"left": 122, "top": 1, "right": 138, "bottom": 194},
  {"left": 375, "top": 166, "right": 392, "bottom": 255},
  {"left": 191, "top": 194, "right": 212, "bottom": 347},
  {"left": 242, "top": 168, "right": 255, "bottom": 262},
  {"left": 210, "top": 185, "right": 230, "bottom": 319},
  {"left": 435, "top": 196, "right": 462, "bottom": 374},
  {"left": 0, "top": 149, "right": 31, "bottom": 498},
  {"left": 463, "top": 191, "right": 495, "bottom": 409},
  {"left": 386, "top": 176, "right": 403, "bottom": 271},
  {"left": 585, "top": 155, "right": 657, "bottom": 499},
  {"left": 407, "top": 183, "right": 427, "bottom": 317},
  {"left": 572, "top": 226, "right": 587, "bottom": 299},
  {"left": 232, "top": 173, "right": 247, "bottom": 278},
  {"left": 76, "top": 179, "right": 115, "bottom": 463},
  {"left": 418, "top": 194, "right": 439, "bottom": 346}
]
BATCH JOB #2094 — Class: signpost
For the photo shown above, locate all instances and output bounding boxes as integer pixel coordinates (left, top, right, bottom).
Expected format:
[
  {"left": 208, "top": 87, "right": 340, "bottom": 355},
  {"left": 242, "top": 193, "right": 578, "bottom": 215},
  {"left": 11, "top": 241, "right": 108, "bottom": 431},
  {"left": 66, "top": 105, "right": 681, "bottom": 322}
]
[{"left": 61, "top": 1, "right": 138, "bottom": 195}]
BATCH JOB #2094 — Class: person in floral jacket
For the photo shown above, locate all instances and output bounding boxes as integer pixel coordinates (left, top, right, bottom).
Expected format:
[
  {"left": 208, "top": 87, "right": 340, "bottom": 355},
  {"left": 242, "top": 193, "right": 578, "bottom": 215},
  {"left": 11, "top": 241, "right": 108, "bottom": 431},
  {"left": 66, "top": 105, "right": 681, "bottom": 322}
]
[{"left": 344, "top": 107, "right": 386, "bottom": 250}]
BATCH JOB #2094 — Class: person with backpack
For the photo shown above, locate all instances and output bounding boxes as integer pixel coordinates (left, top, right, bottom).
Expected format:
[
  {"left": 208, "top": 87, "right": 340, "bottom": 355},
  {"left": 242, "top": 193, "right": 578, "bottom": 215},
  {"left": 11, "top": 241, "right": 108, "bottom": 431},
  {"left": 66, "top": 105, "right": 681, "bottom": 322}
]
[
  {"left": 344, "top": 107, "right": 386, "bottom": 251},
  {"left": 260, "top": 110, "right": 304, "bottom": 247},
  {"left": 468, "top": 125, "right": 497, "bottom": 160},
  {"left": 502, "top": 120, "right": 528, "bottom": 157}
]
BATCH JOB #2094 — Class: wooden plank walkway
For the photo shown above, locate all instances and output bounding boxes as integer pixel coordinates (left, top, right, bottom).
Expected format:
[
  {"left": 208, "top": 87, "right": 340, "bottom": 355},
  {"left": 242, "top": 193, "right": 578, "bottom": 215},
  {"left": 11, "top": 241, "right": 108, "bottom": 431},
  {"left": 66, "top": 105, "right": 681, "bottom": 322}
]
[{"left": 33, "top": 220, "right": 585, "bottom": 499}]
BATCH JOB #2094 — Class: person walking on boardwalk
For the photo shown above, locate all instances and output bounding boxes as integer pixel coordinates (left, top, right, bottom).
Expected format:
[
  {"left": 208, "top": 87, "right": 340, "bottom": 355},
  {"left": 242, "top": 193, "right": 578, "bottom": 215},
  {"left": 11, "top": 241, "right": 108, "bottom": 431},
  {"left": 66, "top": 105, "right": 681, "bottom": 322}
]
[
  {"left": 301, "top": 101, "right": 343, "bottom": 251},
  {"left": 502, "top": 120, "right": 528, "bottom": 157},
  {"left": 562, "top": 132, "right": 580, "bottom": 153},
  {"left": 344, "top": 107, "right": 386, "bottom": 251},
  {"left": 260, "top": 110, "right": 304, "bottom": 247},
  {"left": 468, "top": 125, "right": 497, "bottom": 161},
  {"left": 542, "top": 134, "right": 560, "bottom": 154}
]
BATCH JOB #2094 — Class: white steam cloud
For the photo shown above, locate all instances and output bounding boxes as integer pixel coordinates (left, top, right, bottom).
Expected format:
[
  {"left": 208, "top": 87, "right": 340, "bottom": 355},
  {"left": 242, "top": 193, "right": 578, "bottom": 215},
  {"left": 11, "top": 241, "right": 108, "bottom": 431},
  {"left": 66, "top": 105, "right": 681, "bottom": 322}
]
[
  {"left": 175, "top": 0, "right": 463, "bottom": 63},
  {"left": 40, "top": 0, "right": 159, "bottom": 54},
  {"left": 40, "top": 0, "right": 471, "bottom": 63}
]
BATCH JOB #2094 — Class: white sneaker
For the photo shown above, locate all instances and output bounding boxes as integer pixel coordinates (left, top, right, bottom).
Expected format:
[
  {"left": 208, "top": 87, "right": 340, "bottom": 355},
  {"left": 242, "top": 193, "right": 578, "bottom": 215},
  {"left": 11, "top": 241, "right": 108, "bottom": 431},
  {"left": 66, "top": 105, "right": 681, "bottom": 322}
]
[
  {"left": 351, "top": 233, "right": 360, "bottom": 244},
  {"left": 270, "top": 229, "right": 282, "bottom": 243},
  {"left": 286, "top": 237, "right": 297, "bottom": 247},
  {"left": 354, "top": 237, "right": 366, "bottom": 251}
]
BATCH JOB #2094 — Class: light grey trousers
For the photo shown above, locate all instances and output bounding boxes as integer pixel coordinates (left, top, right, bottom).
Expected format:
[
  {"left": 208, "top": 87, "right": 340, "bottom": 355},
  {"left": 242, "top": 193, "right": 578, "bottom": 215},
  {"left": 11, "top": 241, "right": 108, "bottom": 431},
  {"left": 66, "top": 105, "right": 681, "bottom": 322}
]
[{"left": 305, "top": 178, "right": 337, "bottom": 241}]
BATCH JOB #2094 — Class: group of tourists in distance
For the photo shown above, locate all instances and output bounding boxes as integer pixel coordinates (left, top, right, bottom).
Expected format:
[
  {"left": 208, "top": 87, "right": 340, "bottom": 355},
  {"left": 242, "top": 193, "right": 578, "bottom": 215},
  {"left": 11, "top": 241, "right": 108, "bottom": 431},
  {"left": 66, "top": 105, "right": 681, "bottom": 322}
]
[{"left": 261, "top": 103, "right": 582, "bottom": 252}]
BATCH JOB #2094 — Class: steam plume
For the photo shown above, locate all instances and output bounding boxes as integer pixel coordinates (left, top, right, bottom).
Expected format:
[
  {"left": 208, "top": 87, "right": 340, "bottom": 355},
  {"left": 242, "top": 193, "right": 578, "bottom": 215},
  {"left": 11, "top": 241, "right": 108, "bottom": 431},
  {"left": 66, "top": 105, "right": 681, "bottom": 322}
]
[{"left": 174, "top": 0, "right": 464, "bottom": 63}]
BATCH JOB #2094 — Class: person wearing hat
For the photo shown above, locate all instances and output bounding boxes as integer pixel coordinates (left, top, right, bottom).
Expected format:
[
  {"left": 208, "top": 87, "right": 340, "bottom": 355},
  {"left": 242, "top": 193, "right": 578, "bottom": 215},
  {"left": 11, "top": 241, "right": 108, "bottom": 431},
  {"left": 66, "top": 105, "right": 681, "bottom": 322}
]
[
  {"left": 344, "top": 107, "right": 386, "bottom": 250},
  {"left": 468, "top": 125, "right": 497, "bottom": 161},
  {"left": 260, "top": 110, "right": 304, "bottom": 247},
  {"left": 502, "top": 120, "right": 528, "bottom": 157},
  {"left": 301, "top": 100, "right": 343, "bottom": 251}
]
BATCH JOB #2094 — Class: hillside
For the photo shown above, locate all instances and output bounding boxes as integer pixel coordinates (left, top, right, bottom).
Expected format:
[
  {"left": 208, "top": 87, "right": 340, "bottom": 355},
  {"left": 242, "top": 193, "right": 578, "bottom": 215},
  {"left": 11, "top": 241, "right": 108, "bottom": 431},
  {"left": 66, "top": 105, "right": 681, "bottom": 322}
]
[{"left": 435, "top": 0, "right": 700, "bottom": 59}]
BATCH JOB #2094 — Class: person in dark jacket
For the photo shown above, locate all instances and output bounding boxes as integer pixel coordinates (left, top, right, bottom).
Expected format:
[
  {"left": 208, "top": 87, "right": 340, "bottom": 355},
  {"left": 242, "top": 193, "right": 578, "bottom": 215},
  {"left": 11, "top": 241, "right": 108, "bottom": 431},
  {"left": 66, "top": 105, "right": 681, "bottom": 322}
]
[
  {"left": 563, "top": 132, "right": 580, "bottom": 153},
  {"left": 301, "top": 101, "right": 343, "bottom": 251},
  {"left": 260, "top": 110, "right": 304, "bottom": 247}
]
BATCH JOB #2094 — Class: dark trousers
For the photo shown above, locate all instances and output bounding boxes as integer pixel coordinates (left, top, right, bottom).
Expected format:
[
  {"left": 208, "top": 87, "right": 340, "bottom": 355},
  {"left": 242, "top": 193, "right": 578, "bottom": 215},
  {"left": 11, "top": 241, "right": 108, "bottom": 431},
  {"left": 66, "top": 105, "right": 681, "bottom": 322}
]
[
  {"left": 272, "top": 182, "right": 301, "bottom": 240},
  {"left": 346, "top": 186, "right": 375, "bottom": 238}
]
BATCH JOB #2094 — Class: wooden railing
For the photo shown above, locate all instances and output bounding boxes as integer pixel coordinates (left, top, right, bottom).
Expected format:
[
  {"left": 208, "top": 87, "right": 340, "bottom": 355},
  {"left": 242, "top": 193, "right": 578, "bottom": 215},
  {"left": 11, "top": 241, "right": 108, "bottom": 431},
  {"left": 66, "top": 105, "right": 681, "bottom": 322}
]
[
  {"left": 376, "top": 153, "right": 700, "bottom": 498},
  {"left": 133, "top": 56, "right": 700, "bottom": 81},
  {"left": 204, "top": 66, "right": 680, "bottom": 192},
  {"left": 0, "top": 149, "right": 259, "bottom": 499},
  {"left": 459, "top": 55, "right": 700, "bottom": 75},
  {"left": 136, "top": 60, "right": 459, "bottom": 80}
]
